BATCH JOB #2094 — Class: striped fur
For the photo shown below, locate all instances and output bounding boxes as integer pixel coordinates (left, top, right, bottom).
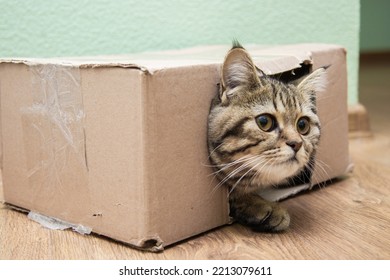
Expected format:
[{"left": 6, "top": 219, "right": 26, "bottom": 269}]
[{"left": 207, "top": 44, "right": 325, "bottom": 232}]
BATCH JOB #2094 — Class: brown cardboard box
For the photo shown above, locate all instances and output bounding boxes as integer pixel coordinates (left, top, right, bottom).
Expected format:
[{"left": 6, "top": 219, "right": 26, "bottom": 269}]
[{"left": 0, "top": 44, "right": 350, "bottom": 251}]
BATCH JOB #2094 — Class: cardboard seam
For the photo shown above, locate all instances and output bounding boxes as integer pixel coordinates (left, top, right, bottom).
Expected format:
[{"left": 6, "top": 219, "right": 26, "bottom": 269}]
[{"left": 138, "top": 71, "right": 164, "bottom": 252}]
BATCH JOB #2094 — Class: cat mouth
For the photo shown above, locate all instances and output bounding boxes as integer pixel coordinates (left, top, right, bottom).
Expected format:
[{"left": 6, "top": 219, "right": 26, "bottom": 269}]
[
  {"left": 290, "top": 155, "right": 299, "bottom": 161},
  {"left": 271, "top": 156, "right": 299, "bottom": 168},
  {"left": 285, "top": 156, "right": 299, "bottom": 164}
]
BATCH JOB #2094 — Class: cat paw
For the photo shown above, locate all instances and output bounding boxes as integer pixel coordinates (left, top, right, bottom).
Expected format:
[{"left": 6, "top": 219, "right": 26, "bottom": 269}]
[{"left": 230, "top": 198, "right": 290, "bottom": 232}]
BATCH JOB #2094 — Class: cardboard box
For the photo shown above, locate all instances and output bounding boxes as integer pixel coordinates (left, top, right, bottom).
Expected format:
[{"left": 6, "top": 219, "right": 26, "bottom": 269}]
[{"left": 0, "top": 44, "right": 350, "bottom": 251}]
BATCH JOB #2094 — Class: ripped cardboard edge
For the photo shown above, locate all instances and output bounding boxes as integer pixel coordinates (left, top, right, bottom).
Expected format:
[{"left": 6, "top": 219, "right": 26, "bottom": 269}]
[
  {"left": 0, "top": 44, "right": 322, "bottom": 76},
  {"left": 128, "top": 236, "right": 164, "bottom": 252},
  {"left": 27, "top": 211, "right": 92, "bottom": 235},
  {"left": 258, "top": 163, "right": 354, "bottom": 202}
]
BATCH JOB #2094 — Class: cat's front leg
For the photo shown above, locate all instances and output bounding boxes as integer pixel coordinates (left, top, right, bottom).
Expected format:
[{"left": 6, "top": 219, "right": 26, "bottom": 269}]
[{"left": 229, "top": 191, "right": 290, "bottom": 232}]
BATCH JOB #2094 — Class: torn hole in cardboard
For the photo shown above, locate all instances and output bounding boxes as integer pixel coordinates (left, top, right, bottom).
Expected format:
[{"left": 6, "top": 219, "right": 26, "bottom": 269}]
[
  {"left": 269, "top": 62, "right": 312, "bottom": 83},
  {"left": 134, "top": 236, "right": 164, "bottom": 252}
]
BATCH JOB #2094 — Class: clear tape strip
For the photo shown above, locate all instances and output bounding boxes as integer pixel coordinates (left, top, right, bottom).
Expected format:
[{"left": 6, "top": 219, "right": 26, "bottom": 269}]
[
  {"left": 21, "top": 64, "right": 88, "bottom": 207},
  {"left": 28, "top": 211, "right": 92, "bottom": 235}
]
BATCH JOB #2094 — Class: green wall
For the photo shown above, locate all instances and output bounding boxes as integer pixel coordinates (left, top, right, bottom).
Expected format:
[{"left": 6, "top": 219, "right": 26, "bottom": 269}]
[
  {"left": 0, "top": 0, "right": 360, "bottom": 104},
  {"left": 360, "top": 0, "right": 390, "bottom": 52}
]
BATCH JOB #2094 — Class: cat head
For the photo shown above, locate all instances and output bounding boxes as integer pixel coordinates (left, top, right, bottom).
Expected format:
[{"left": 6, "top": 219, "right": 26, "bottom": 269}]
[{"left": 208, "top": 43, "right": 326, "bottom": 192}]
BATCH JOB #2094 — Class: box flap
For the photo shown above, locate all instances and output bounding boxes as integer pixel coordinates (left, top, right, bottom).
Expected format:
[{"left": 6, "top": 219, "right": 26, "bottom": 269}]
[{"left": 0, "top": 43, "right": 344, "bottom": 75}]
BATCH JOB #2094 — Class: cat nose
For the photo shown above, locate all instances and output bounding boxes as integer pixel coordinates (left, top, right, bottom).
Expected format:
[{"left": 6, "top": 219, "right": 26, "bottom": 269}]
[{"left": 286, "top": 140, "right": 302, "bottom": 153}]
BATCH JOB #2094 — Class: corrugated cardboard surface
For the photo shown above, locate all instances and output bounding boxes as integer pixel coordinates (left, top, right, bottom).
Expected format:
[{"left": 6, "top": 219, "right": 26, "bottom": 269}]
[{"left": 0, "top": 44, "right": 350, "bottom": 251}]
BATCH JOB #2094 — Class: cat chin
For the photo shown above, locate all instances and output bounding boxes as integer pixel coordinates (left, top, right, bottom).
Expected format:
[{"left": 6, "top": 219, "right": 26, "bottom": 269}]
[{"left": 254, "top": 160, "right": 304, "bottom": 187}]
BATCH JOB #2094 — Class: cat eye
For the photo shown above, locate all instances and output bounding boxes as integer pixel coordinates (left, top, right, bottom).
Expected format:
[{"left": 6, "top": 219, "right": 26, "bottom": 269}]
[
  {"left": 296, "top": 117, "right": 310, "bottom": 135},
  {"left": 256, "top": 114, "right": 276, "bottom": 132}
]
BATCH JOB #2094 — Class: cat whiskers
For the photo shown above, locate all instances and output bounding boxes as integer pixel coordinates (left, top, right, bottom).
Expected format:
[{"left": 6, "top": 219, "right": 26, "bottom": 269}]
[
  {"left": 245, "top": 157, "right": 275, "bottom": 192},
  {"left": 208, "top": 155, "right": 258, "bottom": 174},
  {"left": 310, "top": 158, "right": 331, "bottom": 189},
  {"left": 209, "top": 155, "right": 260, "bottom": 194},
  {"left": 229, "top": 157, "right": 271, "bottom": 195},
  {"left": 206, "top": 142, "right": 224, "bottom": 161}
]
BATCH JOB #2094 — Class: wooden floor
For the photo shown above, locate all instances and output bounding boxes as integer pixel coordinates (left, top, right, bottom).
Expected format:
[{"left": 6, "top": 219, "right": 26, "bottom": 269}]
[{"left": 1, "top": 57, "right": 390, "bottom": 260}]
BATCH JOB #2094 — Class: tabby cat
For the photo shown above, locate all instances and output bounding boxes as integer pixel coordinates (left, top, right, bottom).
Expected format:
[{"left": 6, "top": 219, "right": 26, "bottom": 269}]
[{"left": 207, "top": 42, "right": 326, "bottom": 232}]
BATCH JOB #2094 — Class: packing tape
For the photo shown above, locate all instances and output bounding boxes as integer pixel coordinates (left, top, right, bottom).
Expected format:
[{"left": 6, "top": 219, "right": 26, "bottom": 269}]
[
  {"left": 20, "top": 64, "right": 88, "bottom": 206},
  {"left": 28, "top": 211, "right": 92, "bottom": 235}
]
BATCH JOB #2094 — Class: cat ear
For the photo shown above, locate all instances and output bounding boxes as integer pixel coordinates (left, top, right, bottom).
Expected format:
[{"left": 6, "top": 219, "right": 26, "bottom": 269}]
[
  {"left": 220, "top": 45, "right": 260, "bottom": 102},
  {"left": 297, "top": 67, "right": 328, "bottom": 105}
]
